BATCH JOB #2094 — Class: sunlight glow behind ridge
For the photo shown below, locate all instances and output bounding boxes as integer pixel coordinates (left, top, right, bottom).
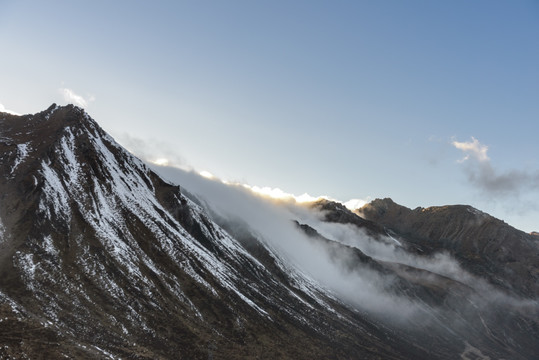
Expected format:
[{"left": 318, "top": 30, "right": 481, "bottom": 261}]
[
  {"left": 244, "top": 185, "right": 328, "bottom": 204},
  {"left": 147, "top": 159, "right": 369, "bottom": 211},
  {"left": 199, "top": 170, "right": 215, "bottom": 179},
  {"left": 152, "top": 158, "right": 170, "bottom": 166}
]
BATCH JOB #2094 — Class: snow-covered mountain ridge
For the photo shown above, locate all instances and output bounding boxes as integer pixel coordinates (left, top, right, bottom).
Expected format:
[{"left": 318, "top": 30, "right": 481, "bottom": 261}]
[{"left": 0, "top": 105, "right": 537, "bottom": 359}]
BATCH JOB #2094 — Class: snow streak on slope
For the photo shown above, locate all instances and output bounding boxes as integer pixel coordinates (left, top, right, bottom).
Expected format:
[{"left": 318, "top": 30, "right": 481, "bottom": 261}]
[
  {"left": 39, "top": 160, "right": 72, "bottom": 222},
  {"left": 9, "top": 108, "right": 341, "bottom": 334},
  {"left": 0, "top": 217, "right": 5, "bottom": 243},
  {"left": 31, "top": 124, "right": 278, "bottom": 317},
  {"left": 10, "top": 143, "right": 30, "bottom": 174}
]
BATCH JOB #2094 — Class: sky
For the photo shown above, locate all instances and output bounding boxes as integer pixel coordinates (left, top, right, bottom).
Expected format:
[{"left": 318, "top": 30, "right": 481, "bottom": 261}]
[{"left": 1, "top": 1, "right": 538, "bottom": 232}]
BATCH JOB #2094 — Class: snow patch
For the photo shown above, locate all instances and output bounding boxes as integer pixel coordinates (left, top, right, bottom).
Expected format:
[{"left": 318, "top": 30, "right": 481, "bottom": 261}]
[
  {"left": 39, "top": 161, "right": 72, "bottom": 222},
  {"left": 467, "top": 207, "right": 486, "bottom": 217},
  {"left": 230, "top": 287, "right": 270, "bottom": 317},
  {"left": 44, "top": 104, "right": 59, "bottom": 120},
  {"left": 0, "top": 217, "right": 5, "bottom": 243},
  {"left": 0, "top": 290, "right": 23, "bottom": 315},
  {"left": 14, "top": 252, "right": 37, "bottom": 290},
  {"left": 93, "top": 345, "right": 118, "bottom": 360},
  {"left": 42, "top": 235, "right": 59, "bottom": 257},
  {"left": 386, "top": 232, "right": 402, "bottom": 246},
  {"left": 10, "top": 142, "right": 31, "bottom": 174}
]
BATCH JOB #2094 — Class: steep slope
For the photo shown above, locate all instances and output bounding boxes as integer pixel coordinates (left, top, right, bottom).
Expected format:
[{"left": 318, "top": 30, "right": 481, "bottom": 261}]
[{"left": 153, "top": 164, "right": 539, "bottom": 359}]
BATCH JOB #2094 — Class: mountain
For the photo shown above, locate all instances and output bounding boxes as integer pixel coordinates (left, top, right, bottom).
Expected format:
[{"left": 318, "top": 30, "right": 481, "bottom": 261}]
[
  {"left": 360, "top": 198, "right": 539, "bottom": 298},
  {"left": 1, "top": 104, "right": 538, "bottom": 359}
]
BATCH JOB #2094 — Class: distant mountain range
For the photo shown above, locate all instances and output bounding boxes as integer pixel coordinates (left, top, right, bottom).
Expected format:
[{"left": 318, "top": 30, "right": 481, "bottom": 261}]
[{"left": 1, "top": 104, "right": 537, "bottom": 359}]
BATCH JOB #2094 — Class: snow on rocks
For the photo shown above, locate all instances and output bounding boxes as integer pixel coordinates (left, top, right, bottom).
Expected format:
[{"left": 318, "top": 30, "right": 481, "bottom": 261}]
[
  {"left": 0, "top": 217, "right": 5, "bottom": 244},
  {"left": 38, "top": 161, "right": 72, "bottom": 223},
  {"left": 31, "top": 118, "right": 275, "bottom": 316},
  {"left": 10, "top": 143, "right": 30, "bottom": 174},
  {"left": 10, "top": 109, "right": 344, "bottom": 330}
]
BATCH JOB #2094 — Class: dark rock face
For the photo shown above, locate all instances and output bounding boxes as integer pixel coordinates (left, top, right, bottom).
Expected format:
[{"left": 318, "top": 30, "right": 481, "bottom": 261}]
[
  {"left": 0, "top": 106, "right": 537, "bottom": 359},
  {"left": 310, "top": 199, "right": 387, "bottom": 238},
  {"left": 360, "top": 198, "right": 539, "bottom": 298}
]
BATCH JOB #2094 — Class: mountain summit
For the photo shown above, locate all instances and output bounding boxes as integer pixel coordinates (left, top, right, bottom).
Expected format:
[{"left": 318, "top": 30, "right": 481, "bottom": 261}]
[
  {"left": 1, "top": 105, "right": 537, "bottom": 359},
  {"left": 360, "top": 198, "right": 539, "bottom": 297}
]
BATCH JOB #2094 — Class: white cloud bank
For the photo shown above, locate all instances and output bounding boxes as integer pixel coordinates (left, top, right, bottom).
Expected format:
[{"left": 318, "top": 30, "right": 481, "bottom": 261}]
[
  {"left": 119, "top": 134, "right": 371, "bottom": 210},
  {"left": 150, "top": 162, "right": 536, "bottom": 326},
  {"left": 150, "top": 164, "right": 426, "bottom": 320},
  {"left": 0, "top": 103, "right": 21, "bottom": 115},
  {"left": 59, "top": 88, "right": 95, "bottom": 108}
]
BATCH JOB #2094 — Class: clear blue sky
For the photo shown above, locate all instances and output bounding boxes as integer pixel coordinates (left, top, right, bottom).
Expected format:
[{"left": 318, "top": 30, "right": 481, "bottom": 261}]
[{"left": 1, "top": 1, "right": 538, "bottom": 232}]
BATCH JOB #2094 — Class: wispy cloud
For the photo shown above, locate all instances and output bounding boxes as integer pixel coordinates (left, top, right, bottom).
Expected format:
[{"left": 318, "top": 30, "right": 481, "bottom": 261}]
[
  {"left": 59, "top": 88, "right": 95, "bottom": 108},
  {"left": 0, "top": 103, "right": 21, "bottom": 115},
  {"left": 452, "top": 137, "right": 489, "bottom": 163},
  {"left": 452, "top": 137, "right": 539, "bottom": 197},
  {"left": 242, "top": 184, "right": 332, "bottom": 204}
]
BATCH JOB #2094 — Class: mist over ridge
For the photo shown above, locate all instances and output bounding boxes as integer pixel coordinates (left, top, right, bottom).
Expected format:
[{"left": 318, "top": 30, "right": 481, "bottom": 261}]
[{"left": 149, "top": 163, "right": 538, "bottom": 317}]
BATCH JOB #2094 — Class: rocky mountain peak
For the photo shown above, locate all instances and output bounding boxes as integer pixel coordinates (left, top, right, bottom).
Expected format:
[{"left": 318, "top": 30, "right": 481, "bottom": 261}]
[{"left": 360, "top": 198, "right": 539, "bottom": 298}]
